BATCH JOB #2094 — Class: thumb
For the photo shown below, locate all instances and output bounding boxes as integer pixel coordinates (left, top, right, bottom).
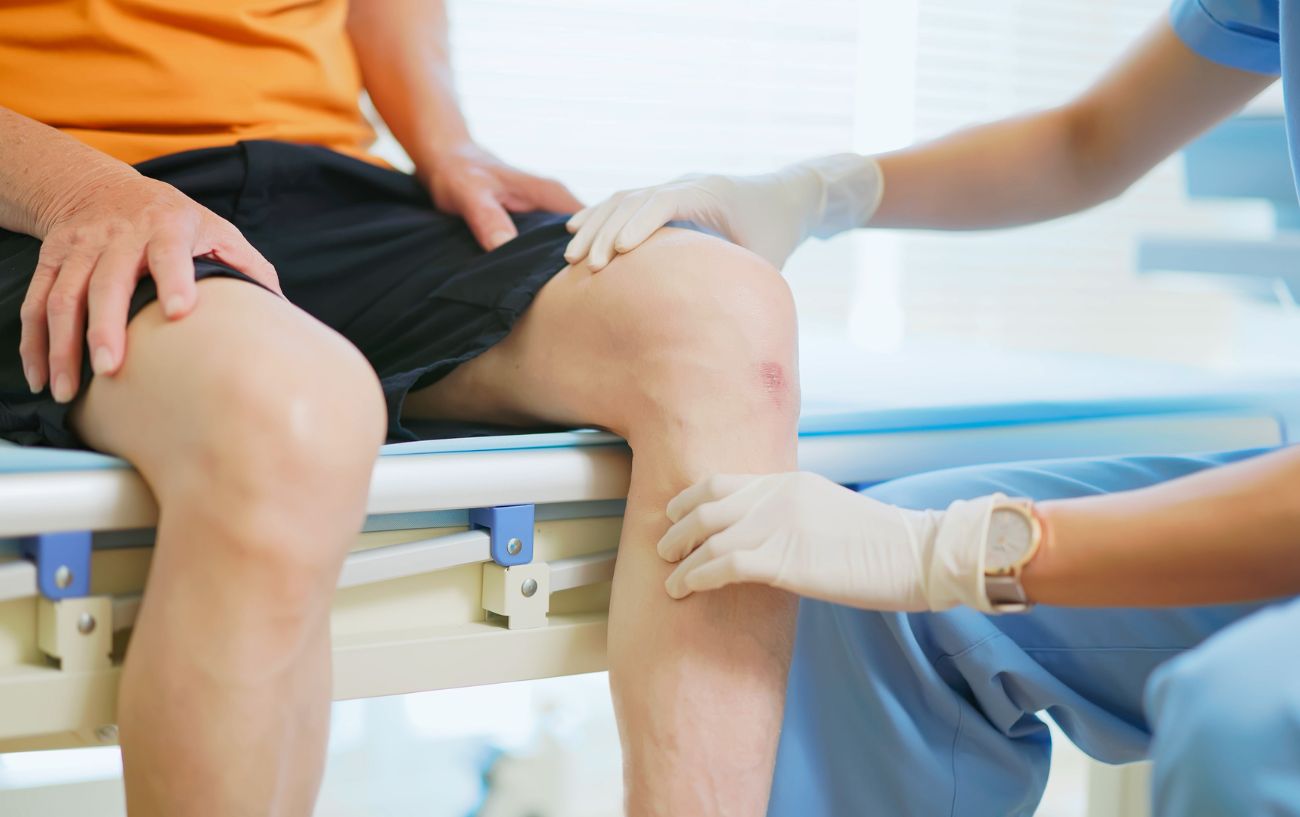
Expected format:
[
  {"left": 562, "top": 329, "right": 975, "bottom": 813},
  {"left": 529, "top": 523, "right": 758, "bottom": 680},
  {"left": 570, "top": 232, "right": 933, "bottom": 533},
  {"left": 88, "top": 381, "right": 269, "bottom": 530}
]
[{"left": 464, "top": 191, "right": 519, "bottom": 251}]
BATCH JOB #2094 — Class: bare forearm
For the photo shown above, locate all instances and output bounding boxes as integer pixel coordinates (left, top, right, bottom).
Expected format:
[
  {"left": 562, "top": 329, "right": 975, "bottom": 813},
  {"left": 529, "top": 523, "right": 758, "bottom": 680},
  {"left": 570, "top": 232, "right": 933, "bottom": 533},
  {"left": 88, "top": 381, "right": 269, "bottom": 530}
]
[
  {"left": 871, "top": 106, "right": 1106, "bottom": 230},
  {"left": 1026, "top": 448, "right": 1300, "bottom": 607},
  {"left": 871, "top": 21, "right": 1274, "bottom": 231},
  {"left": 347, "top": 0, "right": 469, "bottom": 172},
  {"left": 0, "top": 106, "right": 138, "bottom": 239}
]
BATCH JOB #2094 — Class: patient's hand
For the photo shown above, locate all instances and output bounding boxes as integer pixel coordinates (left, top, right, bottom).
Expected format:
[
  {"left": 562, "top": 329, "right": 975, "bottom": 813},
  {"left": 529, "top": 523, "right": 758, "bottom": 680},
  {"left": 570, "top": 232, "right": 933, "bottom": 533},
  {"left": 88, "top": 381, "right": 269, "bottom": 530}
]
[
  {"left": 21, "top": 172, "right": 281, "bottom": 402},
  {"left": 418, "top": 141, "right": 582, "bottom": 252}
]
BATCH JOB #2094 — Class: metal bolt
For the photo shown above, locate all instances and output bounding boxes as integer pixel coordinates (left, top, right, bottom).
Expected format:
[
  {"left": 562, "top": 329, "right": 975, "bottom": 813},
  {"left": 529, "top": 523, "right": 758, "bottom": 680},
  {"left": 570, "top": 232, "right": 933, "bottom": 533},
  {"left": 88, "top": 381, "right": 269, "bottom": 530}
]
[
  {"left": 54, "top": 565, "right": 73, "bottom": 589},
  {"left": 520, "top": 578, "right": 539, "bottom": 598},
  {"left": 506, "top": 537, "right": 523, "bottom": 556},
  {"left": 77, "top": 612, "right": 96, "bottom": 635},
  {"left": 95, "top": 725, "right": 119, "bottom": 743}
]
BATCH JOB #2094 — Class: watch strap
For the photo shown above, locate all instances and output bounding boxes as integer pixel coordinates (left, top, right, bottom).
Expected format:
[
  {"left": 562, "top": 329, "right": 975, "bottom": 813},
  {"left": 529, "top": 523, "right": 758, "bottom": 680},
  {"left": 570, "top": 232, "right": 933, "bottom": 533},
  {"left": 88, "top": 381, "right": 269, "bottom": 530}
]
[{"left": 984, "top": 574, "right": 1032, "bottom": 613}]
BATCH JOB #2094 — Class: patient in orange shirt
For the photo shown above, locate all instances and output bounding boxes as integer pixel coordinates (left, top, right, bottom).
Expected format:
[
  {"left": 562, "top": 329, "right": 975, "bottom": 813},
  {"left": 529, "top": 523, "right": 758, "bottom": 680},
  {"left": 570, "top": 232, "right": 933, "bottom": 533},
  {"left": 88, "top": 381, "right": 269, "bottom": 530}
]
[{"left": 0, "top": 3, "right": 802, "bottom": 815}]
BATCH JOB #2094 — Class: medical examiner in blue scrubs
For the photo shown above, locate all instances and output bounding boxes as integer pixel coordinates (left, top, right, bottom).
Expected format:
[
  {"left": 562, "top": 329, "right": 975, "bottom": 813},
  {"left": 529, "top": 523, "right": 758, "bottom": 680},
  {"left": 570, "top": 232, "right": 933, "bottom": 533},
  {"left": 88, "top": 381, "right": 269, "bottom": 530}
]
[{"left": 566, "top": 3, "right": 1300, "bottom": 815}]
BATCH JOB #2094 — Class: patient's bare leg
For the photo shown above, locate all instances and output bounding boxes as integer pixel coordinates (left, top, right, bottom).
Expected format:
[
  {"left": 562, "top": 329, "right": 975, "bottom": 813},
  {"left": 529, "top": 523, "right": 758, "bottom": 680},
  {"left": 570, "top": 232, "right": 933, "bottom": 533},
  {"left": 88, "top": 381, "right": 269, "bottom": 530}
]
[
  {"left": 72, "top": 279, "right": 385, "bottom": 817},
  {"left": 405, "top": 229, "right": 800, "bottom": 815}
]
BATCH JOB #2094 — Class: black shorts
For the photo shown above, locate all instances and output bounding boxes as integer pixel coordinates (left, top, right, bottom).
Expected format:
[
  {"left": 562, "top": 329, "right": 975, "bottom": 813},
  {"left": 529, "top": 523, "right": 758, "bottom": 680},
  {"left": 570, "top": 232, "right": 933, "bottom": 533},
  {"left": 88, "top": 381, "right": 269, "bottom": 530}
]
[{"left": 0, "top": 140, "right": 573, "bottom": 448}]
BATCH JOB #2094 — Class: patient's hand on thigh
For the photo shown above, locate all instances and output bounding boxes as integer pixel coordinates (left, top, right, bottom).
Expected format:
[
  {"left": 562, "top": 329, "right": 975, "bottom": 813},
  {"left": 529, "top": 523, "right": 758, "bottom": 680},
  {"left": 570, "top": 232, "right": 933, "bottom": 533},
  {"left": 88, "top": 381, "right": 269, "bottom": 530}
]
[{"left": 22, "top": 173, "right": 278, "bottom": 402}]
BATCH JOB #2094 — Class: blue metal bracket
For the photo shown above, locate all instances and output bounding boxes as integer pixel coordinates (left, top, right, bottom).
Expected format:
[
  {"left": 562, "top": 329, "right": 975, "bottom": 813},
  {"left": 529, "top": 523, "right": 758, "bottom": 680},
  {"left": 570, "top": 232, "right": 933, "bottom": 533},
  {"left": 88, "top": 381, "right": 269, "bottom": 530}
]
[
  {"left": 19, "top": 531, "right": 92, "bottom": 600},
  {"left": 469, "top": 505, "right": 535, "bottom": 567}
]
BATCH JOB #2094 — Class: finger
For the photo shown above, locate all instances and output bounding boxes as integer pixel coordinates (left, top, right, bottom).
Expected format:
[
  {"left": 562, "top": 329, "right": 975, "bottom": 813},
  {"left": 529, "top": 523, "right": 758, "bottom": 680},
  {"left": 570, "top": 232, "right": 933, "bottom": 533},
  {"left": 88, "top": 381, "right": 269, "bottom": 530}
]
[
  {"left": 665, "top": 535, "right": 760, "bottom": 600},
  {"left": 673, "top": 551, "right": 768, "bottom": 598},
  {"left": 565, "top": 206, "right": 593, "bottom": 234},
  {"left": 563, "top": 195, "right": 623, "bottom": 266},
  {"left": 146, "top": 232, "right": 198, "bottom": 319},
  {"left": 657, "top": 487, "right": 755, "bottom": 563},
  {"left": 203, "top": 223, "right": 283, "bottom": 296},
  {"left": 664, "top": 533, "right": 723, "bottom": 598},
  {"left": 666, "top": 474, "right": 759, "bottom": 522},
  {"left": 44, "top": 252, "right": 97, "bottom": 403},
  {"left": 613, "top": 193, "right": 679, "bottom": 255},
  {"left": 587, "top": 194, "right": 652, "bottom": 271},
  {"left": 463, "top": 189, "right": 518, "bottom": 251},
  {"left": 85, "top": 243, "right": 146, "bottom": 377},
  {"left": 19, "top": 258, "right": 59, "bottom": 393}
]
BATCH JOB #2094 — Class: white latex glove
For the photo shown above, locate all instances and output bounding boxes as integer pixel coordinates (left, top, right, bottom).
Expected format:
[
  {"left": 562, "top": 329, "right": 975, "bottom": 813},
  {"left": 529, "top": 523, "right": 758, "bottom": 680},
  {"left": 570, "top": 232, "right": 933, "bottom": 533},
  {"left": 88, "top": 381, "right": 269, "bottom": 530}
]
[
  {"left": 564, "top": 153, "right": 884, "bottom": 271},
  {"left": 657, "top": 472, "right": 1006, "bottom": 613}
]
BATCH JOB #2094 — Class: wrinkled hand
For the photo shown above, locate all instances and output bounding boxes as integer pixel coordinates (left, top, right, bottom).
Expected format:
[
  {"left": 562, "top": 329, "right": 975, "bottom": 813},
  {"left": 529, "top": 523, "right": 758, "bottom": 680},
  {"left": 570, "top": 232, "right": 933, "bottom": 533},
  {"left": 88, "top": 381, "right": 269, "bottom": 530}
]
[
  {"left": 421, "top": 142, "right": 582, "bottom": 252},
  {"left": 564, "top": 154, "right": 883, "bottom": 272},
  {"left": 22, "top": 173, "right": 281, "bottom": 402},
  {"left": 657, "top": 472, "right": 1003, "bottom": 612}
]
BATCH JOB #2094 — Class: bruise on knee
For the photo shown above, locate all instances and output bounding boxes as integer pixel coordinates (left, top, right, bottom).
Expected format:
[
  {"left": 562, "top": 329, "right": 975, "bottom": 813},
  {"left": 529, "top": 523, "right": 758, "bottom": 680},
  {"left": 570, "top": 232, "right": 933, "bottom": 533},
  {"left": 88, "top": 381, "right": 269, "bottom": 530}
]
[{"left": 758, "top": 361, "right": 792, "bottom": 410}]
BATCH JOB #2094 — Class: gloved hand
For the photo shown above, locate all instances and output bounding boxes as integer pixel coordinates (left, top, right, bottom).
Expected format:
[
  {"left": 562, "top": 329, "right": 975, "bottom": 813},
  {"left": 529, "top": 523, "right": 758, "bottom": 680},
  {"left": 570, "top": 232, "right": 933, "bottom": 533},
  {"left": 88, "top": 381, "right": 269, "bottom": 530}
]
[
  {"left": 564, "top": 153, "right": 884, "bottom": 271},
  {"left": 656, "top": 472, "right": 1006, "bottom": 613}
]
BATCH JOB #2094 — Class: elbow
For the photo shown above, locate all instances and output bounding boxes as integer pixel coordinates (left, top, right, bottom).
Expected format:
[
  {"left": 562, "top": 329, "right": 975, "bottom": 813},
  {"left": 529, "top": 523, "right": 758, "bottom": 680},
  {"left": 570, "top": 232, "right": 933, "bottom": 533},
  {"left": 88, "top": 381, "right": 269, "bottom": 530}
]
[{"left": 1058, "top": 100, "right": 1140, "bottom": 209}]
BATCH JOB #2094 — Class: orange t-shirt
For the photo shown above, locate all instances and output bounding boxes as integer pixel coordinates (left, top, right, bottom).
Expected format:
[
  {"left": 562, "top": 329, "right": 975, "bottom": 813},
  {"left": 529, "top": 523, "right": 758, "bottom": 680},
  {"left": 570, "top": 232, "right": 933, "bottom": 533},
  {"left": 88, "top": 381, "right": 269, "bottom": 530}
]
[{"left": 0, "top": 0, "right": 377, "bottom": 166}]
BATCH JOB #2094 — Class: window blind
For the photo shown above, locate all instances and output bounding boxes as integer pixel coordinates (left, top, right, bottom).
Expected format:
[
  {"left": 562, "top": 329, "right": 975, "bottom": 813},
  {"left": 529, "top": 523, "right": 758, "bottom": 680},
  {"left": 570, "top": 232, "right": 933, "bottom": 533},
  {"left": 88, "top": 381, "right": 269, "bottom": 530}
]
[
  {"left": 898, "top": 0, "right": 1276, "bottom": 362},
  {"left": 365, "top": 0, "right": 1277, "bottom": 362}
]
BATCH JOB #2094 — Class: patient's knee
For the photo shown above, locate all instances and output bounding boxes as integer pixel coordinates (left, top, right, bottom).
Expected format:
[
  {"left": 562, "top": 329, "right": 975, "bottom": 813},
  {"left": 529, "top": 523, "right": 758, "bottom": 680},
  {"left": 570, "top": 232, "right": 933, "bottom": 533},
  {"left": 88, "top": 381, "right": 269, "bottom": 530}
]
[
  {"left": 167, "top": 333, "right": 385, "bottom": 597},
  {"left": 602, "top": 231, "right": 799, "bottom": 417}
]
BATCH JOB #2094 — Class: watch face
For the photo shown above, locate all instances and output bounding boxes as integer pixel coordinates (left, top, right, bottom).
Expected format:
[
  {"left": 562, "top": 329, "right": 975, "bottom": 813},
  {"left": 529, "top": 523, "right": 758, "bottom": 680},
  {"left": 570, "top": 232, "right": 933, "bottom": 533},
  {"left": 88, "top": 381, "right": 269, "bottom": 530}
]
[{"left": 986, "top": 507, "right": 1034, "bottom": 571}]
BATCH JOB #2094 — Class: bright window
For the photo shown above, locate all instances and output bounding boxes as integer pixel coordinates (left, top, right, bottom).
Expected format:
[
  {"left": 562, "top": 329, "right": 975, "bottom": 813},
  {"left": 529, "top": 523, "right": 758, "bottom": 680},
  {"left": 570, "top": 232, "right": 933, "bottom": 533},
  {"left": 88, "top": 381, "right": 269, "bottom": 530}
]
[{"left": 369, "top": 0, "right": 1295, "bottom": 370}]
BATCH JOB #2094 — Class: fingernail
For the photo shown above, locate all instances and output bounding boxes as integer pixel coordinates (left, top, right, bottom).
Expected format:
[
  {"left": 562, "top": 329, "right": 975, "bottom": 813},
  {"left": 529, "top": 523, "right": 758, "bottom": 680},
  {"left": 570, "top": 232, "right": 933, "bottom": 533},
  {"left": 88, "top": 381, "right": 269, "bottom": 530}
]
[
  {"left": 489, "top": 231, "right": 514, "bottom": 250},
  {"left": 163, "top": 295, "right": 185, "bottom": 318},
  {"left": 24, "top": 366, "right": 39, "bottom": 394},
  {"left": 91, "top": 346, "right": 113, "bottom": 375},
  {"left": 52, "top": 374, "right": 72, "bottom": 404}
]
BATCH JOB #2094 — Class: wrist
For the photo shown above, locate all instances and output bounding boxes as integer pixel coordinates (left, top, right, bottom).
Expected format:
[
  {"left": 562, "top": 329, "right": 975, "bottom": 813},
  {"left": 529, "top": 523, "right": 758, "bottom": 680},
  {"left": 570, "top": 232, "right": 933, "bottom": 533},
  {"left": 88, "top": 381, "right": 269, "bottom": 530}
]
[
  {"left": 980, "top": 499, "right": 1047, "bottom": 613},
  {"left": 925, "top": 494, "right": 1005, "bottom": 612},
  {"left": 411, "top": 135, "right": 479, "bottom": 185},
  {"left": 34, "top": 162, "right": 140, "bottom": 238},
  {"left": 401, "top": 92, "right": 474, "bottom": 176},
  {"left": 1019, "top": 501, "right": 1068, "bottom": 604},
  {"left": 798, "top": 154, "right": 885, "bottom": 239}
]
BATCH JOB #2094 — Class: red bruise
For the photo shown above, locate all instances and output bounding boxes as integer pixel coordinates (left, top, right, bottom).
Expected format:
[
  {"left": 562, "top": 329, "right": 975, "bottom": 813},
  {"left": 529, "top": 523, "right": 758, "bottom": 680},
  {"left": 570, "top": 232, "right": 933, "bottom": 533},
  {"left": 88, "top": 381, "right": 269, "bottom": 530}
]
[{"left": 758, "top": 361, "right": 788, "bottom": 405}]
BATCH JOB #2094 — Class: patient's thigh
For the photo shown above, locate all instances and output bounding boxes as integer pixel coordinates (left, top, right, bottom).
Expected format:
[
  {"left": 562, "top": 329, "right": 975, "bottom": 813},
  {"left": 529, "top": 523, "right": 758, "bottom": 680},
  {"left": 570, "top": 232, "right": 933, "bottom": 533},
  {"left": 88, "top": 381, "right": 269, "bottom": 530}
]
[
  {"left": 403, "top": 227, "right": 780, "bottom": 433},
  {"left": 73, "top": 277, "right": 379, "bottom": 482}
]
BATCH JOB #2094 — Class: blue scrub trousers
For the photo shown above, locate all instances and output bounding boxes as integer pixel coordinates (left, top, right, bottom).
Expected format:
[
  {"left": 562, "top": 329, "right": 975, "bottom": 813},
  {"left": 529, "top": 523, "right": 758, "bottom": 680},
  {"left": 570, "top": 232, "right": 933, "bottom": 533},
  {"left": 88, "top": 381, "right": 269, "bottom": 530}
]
[{"left": 769, "top": 449, "right": 1300, "bottom": 817}]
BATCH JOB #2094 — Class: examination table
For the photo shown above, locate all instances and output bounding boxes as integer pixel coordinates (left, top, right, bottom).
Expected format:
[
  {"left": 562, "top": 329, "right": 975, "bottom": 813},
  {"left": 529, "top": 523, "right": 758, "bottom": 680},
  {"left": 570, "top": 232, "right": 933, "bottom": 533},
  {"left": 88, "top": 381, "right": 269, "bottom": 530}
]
[{"left": 1, "top": 342, "right": 1296, "bottom": 817}]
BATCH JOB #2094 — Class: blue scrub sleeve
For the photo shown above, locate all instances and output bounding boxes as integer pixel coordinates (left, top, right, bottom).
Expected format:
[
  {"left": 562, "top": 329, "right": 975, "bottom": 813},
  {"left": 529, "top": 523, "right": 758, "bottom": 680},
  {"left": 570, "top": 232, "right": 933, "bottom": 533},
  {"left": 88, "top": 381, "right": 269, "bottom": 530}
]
[{"left": 1170, "top": 0, "right": 1282, "bottom": 75}]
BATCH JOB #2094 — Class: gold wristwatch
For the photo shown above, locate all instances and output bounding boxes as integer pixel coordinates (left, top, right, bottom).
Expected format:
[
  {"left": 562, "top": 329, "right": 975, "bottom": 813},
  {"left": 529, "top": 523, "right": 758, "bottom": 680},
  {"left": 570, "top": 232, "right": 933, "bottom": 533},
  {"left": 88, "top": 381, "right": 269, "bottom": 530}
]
[{"left": 983, "top": 499, "right": 1044, "bottom": 613}]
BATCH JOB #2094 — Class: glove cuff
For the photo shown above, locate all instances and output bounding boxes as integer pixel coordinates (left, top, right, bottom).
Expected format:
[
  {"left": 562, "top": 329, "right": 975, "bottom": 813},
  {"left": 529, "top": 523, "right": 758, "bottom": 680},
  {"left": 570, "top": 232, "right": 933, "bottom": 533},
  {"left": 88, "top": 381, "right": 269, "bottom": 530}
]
[
  {"left": 926, "top": 493, "right": 1005, "bottom": 613},
  {"left": 799, "top": 153, "right": 885, "bottom": 239}
]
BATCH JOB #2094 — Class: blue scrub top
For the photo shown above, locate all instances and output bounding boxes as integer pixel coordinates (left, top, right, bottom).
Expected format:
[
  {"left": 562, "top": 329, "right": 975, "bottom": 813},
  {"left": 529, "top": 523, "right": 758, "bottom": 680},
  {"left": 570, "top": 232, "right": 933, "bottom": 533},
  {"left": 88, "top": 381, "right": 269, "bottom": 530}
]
[{"left": 1171, "top": 1, "right": 1294, "bottom": 182}]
